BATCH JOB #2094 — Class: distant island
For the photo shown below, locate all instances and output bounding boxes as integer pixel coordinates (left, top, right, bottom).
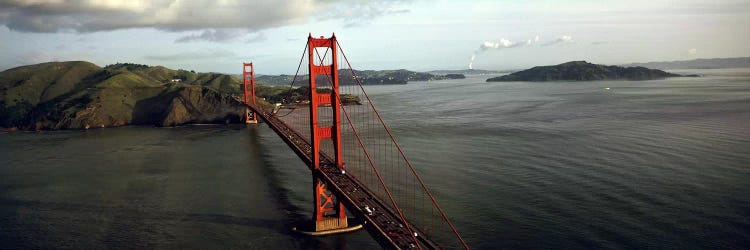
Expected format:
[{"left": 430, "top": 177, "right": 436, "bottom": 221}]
[
  {"left": 486, "top": 61, "right": 693, "bottom": 82},
  {"left": 444, "top": 74, "right": 466, "bottom": 79},
  {"left": 257, "top": 69, "right": 459, "bottom": 86},
  {"left": 427, "top": 69, "right": 505, "bottom": 75},
  {"left": 622, "top": 57, "right": 750, "bottom": 69}
]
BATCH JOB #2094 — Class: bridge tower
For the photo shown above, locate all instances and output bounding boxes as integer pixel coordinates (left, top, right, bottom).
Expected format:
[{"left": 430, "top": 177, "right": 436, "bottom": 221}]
[
  {"left": 308, "top": 34, "right": 348, "bottom": 232},
  {"left": 242, "top": 62, "right": 258, "bottom": 124}
]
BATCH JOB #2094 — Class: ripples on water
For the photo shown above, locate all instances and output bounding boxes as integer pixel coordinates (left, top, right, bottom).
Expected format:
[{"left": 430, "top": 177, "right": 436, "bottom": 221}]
[
  {"left": 372, "top": 69, "right": 750, "bottom": 249},
  {"left": 1, "top": 68, "right": 749, "bottom": 249}
]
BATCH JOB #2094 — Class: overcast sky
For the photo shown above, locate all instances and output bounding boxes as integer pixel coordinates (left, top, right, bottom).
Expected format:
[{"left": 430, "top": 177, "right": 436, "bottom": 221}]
[{"left": 1, "top": 0, "right": 748, "bottom": 74}]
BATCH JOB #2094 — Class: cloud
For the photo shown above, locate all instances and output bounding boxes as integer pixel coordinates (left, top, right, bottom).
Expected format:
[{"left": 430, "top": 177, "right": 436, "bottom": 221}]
[
  {"left": 688, "top": 48, "right": 698, "bottom": 55},
  {"left": 477, "top": 35, "right": 573, "bottom": 51},
  {"left": 0, "top": 0, "right": 412, "bottom": 33},
  {"left": 542, "top": 35, "right": 573, "bottom": 46},
  {"left": 469, "top": 35, "right": 573, "bottom": 69},
  {"left": 174, "top": 29, "right": 266, "bottom": 44},
  {"left": 176, "top": 29, "right": 235, "bottom": 43},
  {"left": 590, "top": 41, "right": 608, "bottom": 45},
  {"left": 322, "top": 2, "right": 411, "bottom": 28},
  {"left": 144, "top": 49, "right": 237, "bottom": 61}
]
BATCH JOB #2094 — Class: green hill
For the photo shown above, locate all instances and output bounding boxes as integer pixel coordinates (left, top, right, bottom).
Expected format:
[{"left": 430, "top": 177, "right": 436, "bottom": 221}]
[
  {"left": 0, "top": 61, "right": 101, "bottom": 106},
  {"left": 0, "top": 61, "right": 245, "bottom": 130},
  {"left": 103, "top": 63, "right": 241, "bottom": 93}
]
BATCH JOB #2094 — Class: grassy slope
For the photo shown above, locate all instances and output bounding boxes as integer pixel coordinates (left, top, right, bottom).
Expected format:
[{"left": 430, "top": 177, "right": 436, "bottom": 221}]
[
  {"left": 0, "top": 61, "right": 101, "bottom": 106},
  {"left": 0, "top": 61, "right": 243, "bottom": 129},
  {"left": 103, "top": 63, "right": 241, "bottom": 92}
]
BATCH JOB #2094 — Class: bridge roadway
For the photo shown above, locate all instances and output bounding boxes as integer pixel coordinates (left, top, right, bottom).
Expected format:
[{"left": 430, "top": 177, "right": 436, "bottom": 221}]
[{"left": 245, "top": 104, "right": 438, "bottom": 249}]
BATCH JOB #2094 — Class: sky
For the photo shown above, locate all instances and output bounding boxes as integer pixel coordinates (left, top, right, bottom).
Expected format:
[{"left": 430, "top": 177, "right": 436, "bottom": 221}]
[{"left": 0, "top": 0, "right": 749, "bottom": 74}]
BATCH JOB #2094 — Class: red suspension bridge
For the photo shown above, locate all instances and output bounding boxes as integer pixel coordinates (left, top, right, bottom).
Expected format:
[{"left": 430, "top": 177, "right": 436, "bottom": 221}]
[{"left": 241, "top": 34, "right": 469, "bottom": 249}]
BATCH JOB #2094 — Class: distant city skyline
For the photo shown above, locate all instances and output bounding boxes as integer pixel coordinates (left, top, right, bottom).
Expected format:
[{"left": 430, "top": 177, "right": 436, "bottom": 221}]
[{"left": 1, "top": 0, "right": 749, "bottom": 74}]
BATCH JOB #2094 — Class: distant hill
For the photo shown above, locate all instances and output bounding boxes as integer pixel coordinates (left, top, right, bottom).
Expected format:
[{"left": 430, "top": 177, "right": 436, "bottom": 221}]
[
  {"left": 622, "top": 57, "right": 750, "bottom": 69},
  {"left": 1, "top": 61, "right": 245, "bottom": 130},
  {"left": 487, "top": 61, "right": 691, "bottom": 82},
  {"left": 257, "top": 69, "right": 456, "bottom": 86},
  {"left": 427, "top": 69, "right": 504, "bottom": 75}
]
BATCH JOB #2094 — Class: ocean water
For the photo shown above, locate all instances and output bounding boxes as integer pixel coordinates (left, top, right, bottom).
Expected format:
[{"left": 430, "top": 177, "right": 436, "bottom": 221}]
[{"left": 1, "top": 68, "right": 749, "bottom": 249}]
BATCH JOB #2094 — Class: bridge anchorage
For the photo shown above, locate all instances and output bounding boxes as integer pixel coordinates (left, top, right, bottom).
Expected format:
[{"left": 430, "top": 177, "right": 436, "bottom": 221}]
[{"left": 242, "top": 33, "right": 470, "bottom": 249}]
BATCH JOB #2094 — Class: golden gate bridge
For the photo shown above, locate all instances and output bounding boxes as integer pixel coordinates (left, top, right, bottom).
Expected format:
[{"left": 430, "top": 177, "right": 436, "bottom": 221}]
[{"left": 241, "top": 34, "right": 469, "bottom": 249}]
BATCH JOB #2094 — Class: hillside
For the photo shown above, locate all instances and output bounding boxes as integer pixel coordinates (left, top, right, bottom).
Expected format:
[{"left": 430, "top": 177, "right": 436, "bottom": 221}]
[
  {"left": 103, "top": 63, "right": 241, "bottom": 93},
  {"left": 486, "top": 61, "right": 689, "bottom": 82},
  {"left": 0, "top": 61, "right": 102, "bottom": 106},
  {"left": 1, "top": 61, "right": 245, "bottom": 130},
  {"left": 622, "top": 57, "right": 750, "bottom": 69}
]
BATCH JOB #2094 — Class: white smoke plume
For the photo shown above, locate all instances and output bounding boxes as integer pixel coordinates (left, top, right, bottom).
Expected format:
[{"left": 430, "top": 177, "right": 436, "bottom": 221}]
[
  {"left": 479, "top": 39, "right": 520, "bottom": 50},
  {"left": 468, "top": 35, "right": 572, "bottom": 69},
  {"left": 469, "top": 53, "right": 477, "bottom": 69}
]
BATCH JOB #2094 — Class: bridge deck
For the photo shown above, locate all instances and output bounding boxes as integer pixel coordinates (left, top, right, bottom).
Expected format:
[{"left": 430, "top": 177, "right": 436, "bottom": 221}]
[{"left": 246, "top": 104, "right": 435, "bottom": 249}]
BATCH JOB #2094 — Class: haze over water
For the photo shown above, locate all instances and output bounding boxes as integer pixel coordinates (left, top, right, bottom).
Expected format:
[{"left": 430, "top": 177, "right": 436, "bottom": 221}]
[{"left": 1, "top": 68, "right": 749, "bottom": 249}]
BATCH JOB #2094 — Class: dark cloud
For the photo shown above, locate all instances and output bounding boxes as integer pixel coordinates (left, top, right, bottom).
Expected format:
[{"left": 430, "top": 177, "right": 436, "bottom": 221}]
[{"left": 0, "top": 0, "right": 411, "bottom": 33}]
